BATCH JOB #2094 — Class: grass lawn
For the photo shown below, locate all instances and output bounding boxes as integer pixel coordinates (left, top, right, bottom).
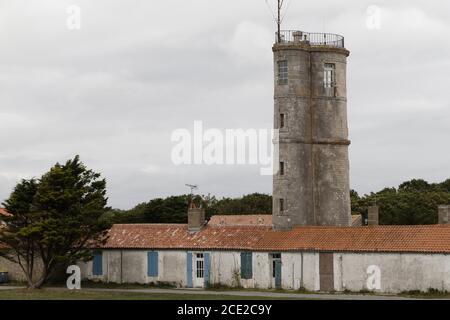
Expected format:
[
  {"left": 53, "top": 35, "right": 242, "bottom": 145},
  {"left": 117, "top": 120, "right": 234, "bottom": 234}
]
[{"left": 0, "top": 288, "right": 296, "bottom": 300}]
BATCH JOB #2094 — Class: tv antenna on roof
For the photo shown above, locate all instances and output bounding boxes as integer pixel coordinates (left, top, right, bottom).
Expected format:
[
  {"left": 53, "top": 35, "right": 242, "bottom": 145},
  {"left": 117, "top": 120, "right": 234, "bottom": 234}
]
[{"left": 185, "top": 184, "right": 198, "bottom": 196}]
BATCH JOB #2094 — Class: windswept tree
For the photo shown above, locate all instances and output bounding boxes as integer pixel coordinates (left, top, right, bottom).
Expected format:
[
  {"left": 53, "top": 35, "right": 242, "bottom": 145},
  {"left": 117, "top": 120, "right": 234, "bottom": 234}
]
[{"left": 0, "top": 156, "right": 111, "bottom": 288}]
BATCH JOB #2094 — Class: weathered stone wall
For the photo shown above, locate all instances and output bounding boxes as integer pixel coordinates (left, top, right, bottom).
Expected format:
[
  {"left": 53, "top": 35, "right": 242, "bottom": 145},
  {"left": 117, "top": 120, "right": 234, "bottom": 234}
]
[
  {"left": 272, "top": 40, "right": 351, "bottom": 229},
  {"left": 273, "top": 48, "right": 313, "bottom": 228}
]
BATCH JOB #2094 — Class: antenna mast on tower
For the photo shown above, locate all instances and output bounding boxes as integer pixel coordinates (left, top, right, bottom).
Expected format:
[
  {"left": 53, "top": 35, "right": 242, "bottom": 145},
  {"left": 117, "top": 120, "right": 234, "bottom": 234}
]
[
  {"left": 277, "top": 0, "right": 284, "bottom": 43},
  {"left": 265, "top": 0, "right": 287, "bottom": 43}
]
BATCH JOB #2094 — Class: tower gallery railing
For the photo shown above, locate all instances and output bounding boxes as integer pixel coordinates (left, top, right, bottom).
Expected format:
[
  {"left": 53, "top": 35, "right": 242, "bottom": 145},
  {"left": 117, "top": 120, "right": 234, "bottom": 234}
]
[{"left": 275, "top": 30, "right": 345, "bottom": 48}]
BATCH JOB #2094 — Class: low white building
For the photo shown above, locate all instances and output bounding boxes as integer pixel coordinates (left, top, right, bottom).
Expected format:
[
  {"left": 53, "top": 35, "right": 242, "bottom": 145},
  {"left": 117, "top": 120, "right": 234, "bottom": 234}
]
[{"left": 79, "top": 210, "right": 450, "bottom": 294}]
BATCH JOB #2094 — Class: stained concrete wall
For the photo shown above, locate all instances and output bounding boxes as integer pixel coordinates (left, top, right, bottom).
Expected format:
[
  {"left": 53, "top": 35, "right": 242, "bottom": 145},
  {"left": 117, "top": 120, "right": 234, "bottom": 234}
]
[
  {"left": 0, "top": 255, "right": 43, "bottom": 282},
  {"left": 78, "top": 250, "right": 319, "bottom": 290},
  {"left": 280, "top": 252, "right": 319, "bottom": 291},
  {"left": 78, "top": 250, "right": 450, "bottom": 293},
  {"left": 272, "top": 40, "right": 351, "bottom": 230},
  {"left": 333, "top": 252, "right": 450, "bottom": 293},
  {"left": 209, "top": 251, "right": 318, "bottom": 290},
  {"left": 78, "top": 250, "right": 187, "bottom": 287}
]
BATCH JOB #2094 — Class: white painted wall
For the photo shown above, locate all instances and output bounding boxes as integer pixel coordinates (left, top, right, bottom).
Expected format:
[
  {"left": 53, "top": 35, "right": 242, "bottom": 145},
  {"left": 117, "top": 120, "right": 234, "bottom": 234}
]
[
  {"left": 79, "top": 250, "right": 187, "bottom": 287},
  {"left": 334, "top": 252, "right": 450, "bottom": 293},
  {"left": 252, "top": 252, "right": 271, "bottom": 289},
  {"left": 280, "top": 252, "right": 319, "bottom": 291},
  {"left": 208, "top": 251, "right": 240, "bottom": 287},
  {"left": 78, "top": 250, "right": 450, "bottom": 293}
]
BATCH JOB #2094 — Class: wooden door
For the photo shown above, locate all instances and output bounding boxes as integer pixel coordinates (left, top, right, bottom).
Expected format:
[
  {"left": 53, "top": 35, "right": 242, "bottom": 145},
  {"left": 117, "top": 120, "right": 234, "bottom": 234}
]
[{"left": 319, "top": 253, "right": 334, "bottom": 292}]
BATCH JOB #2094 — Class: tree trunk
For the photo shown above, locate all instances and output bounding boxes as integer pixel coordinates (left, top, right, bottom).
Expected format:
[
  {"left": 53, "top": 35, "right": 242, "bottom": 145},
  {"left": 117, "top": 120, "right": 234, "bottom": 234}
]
[{"left": 16, "top": 253, "right": 36, "bottom": 289}]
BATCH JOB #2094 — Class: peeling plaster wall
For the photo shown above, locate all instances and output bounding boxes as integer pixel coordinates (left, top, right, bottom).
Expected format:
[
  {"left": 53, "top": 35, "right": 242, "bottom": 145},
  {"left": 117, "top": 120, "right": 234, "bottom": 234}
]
[
  {"left": 78, "top": 250, "right": 450, "bottom": 293},
  {"left": 334, "top": 252, "right": 450, "bottom": 293}
]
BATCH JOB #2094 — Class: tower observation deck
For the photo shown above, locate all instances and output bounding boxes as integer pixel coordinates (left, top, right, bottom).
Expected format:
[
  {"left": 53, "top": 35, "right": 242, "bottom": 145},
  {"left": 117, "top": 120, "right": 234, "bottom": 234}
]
[{"left": 275, "top": 30, "right": 345, "bottom": 48}]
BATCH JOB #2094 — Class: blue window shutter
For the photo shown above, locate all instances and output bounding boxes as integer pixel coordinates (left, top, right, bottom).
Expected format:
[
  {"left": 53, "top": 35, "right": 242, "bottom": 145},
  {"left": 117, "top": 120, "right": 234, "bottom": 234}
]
[
  {"left": 240, "top": 252, "right": 246, "bottom": 278},
  {"left": 97, "top": 252, "right": 103, "bottom": 275},
  {"left": 248, "top": 253, "right": 253, "bottom": 278},
  {"left": 275, "top": 260, "right": 282, "bottom": 288},
  {"left": 241, "top": 252, "right": 252, "bottom": 279},
  {"left": 92, "top": 251, "right": 103, "bottom": 276},
  {"left": 186, "top": 252, "right": 193, "bottom": 288},
  {"left": 147, "top": 251, "right": 158, "bottom": 277},
  {"left": 204, "top": 252, "right": 210, "bottom": 286}
]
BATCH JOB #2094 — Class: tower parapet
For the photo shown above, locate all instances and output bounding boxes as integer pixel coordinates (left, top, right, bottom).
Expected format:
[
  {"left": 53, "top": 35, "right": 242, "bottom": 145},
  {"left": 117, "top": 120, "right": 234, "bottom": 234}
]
[{"left": 276, "top": 30, "right": 345, "bottom": 48}]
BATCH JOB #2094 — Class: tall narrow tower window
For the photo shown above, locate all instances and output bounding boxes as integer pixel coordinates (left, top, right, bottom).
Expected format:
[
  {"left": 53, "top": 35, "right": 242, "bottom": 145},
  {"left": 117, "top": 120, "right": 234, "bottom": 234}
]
[
  {"left": 280, "top": 113, "right": 285, "bottom": 129},
  {"left": 279, "top": 162, "right": 285, "bottom": 176},
  {"left": 324, "top": 63, "right": 335, "bottom": 88},
  {"left": 278, "top": 60, "right": 288, "bottom": 85},
  {"left": 279, "top": 199, "right": 285, "bottom": 213}
]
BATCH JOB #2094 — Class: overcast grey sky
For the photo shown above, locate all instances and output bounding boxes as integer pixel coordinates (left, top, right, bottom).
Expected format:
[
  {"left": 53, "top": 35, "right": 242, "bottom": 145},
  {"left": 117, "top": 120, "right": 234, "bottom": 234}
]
[{"left": 1, "top": 0, "right": 449, "bottom": 209}]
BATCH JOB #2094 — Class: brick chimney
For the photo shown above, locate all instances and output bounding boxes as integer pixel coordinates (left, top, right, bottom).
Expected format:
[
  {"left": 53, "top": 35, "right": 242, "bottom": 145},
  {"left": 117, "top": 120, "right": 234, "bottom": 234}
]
[
  {"left": 188, "top": 202, "right": 205, "bottom": 232},
  {"left": 438, "top": 205, "right": 449, "bottom": 224},
  {"left": 367, "top": 206, "right": 379, "bottom": 226}
]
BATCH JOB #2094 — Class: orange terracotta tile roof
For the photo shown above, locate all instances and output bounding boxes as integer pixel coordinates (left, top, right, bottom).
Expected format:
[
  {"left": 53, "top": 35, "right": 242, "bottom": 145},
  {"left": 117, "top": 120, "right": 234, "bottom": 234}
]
[
  {"left": 0, "top": 208, "right": 11, "bottom": 217},
  {"left": 256, "top": 225, "right": 450, "bottom": 253},
  {"left": 102, "top": 224, "right": 271, "bottom": 250},
  {"left": 99, "top": 223, "right": 450, "bottom": 254},
  {"left": 208, "top": 215, "right": 272, "bottom": 227}
]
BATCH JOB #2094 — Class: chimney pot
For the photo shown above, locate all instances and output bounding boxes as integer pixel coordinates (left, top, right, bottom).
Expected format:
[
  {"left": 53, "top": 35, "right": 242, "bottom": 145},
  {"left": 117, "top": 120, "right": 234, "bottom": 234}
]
[
  {"left": 367, "top": 206, "right": 379, "bottom": 226},
  {"left": 188, "top": 203, "right": 205, "bottom": 232},
  {"left": 438, "top": 205, "right": 450, "bottom": 224}
]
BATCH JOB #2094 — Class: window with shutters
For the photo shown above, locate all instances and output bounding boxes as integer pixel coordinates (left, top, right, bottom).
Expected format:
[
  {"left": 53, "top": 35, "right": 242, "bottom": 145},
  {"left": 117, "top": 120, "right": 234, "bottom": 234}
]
[
  {"left": 147, "top": 251, "right": 158, "bottom": 277},
  {"left": 240, "top": 252, "right": 253, "bottom": 279},
  {"left": 92, "top": 251, "right": 103, "bottom": 276}
]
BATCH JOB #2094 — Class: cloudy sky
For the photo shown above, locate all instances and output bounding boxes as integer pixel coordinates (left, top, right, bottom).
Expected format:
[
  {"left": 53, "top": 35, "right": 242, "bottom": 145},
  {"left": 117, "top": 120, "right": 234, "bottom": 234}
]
[{"left": 1, "top": 0, "right": 449, "bottom": 209}]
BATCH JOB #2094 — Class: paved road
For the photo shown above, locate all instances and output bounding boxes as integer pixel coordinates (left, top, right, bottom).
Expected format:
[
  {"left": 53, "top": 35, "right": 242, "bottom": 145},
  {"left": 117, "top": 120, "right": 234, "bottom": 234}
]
[
  {"left": 87, "top": 287, "right": 418, "bottom": 300},
  {"left": 1, "top": 285, "right": 441, "bottom": 300}
]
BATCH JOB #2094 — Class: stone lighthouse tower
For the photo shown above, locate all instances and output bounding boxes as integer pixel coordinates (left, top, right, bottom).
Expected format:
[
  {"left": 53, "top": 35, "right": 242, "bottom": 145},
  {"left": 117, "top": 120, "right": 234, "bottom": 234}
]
[{"left": 272, "top": 30, "right": 351, "bottom": 230}]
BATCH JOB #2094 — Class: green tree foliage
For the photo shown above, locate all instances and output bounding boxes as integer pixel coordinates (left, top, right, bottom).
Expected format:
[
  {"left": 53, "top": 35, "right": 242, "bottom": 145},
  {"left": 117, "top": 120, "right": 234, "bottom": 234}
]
[
  {"left": 211, "top": 193, "right": 272, "bottom": 216},
  {"left": 439, "top": 179, "right": 450, "bottom": 193},
  {"left": 108, "top": 193, "right": 272, "bottom": 224},
  {"left": 0, "top": 156, "right": 110, "bottom": 288},
  {"left": 107, "top": 180, "right": 449, "bottom": 226},
  {"left": 350, "top": 189, "right": 362, "bottom": 214},
  {"left": 353, "top": 179, "right": 450, "bottom": 225}
]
